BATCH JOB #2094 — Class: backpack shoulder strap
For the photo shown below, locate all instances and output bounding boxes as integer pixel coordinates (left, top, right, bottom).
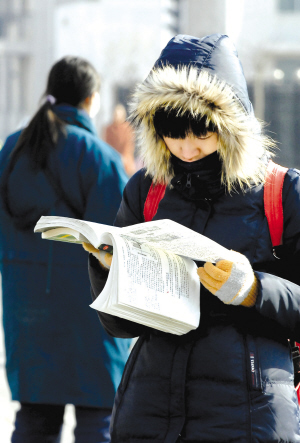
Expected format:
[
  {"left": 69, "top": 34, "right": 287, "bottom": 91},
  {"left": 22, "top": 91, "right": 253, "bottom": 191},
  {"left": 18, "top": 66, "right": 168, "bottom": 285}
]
[
  {"left": 264, "top": 161, "right": 300, "bottom": 395},
  {"left": 264, "top": 160, "right": 288, "bottom": 250},
  {"left": 144, "top": 182, "right": 167, "bottom": 222}
]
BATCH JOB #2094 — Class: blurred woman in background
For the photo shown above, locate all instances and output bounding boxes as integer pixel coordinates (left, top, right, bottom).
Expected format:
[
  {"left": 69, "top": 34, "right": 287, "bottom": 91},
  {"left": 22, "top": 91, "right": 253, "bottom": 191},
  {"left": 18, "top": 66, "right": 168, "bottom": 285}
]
[{"left": 0, "top": 56, "right": 132, "bottom": 443}]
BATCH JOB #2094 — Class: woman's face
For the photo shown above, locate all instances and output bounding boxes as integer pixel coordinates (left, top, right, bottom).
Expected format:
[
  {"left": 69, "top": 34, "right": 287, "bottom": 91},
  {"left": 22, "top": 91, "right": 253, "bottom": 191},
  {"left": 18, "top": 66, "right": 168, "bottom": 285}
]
[{"left": 163, "top": 133, "right": 218, "bottom": 162}]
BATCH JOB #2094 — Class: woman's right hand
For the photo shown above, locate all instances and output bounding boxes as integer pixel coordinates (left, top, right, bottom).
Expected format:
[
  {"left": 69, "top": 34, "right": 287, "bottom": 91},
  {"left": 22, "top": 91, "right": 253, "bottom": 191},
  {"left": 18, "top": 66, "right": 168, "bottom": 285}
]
[{"left": 82, "top": 242, "right": 112, "bottom": 270}]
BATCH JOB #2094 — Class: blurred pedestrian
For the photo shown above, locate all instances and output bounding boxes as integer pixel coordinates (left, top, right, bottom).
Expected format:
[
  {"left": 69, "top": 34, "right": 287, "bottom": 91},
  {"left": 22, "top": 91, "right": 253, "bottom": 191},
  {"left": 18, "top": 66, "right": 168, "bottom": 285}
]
[
  {"left": 103, "top": 103, "right": 137, "bottom": 176},
  {"left": 0, "top": 56, "right": 132, "bottom": 443}
]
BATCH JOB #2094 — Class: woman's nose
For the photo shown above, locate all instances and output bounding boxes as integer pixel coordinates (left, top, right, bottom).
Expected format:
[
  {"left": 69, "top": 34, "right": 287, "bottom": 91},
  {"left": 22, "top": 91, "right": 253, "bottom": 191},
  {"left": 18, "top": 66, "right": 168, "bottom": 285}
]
[{"left": 181, "top": 141, "right": 197, "bottom": 160}]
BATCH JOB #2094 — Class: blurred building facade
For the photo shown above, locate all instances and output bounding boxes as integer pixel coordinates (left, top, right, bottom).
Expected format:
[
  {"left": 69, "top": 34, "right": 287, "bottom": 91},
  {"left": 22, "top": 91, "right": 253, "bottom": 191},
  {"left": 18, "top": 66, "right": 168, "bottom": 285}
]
[
  {"left": 0, "top": 0, "right": 180, "bottom": 142},
  {"left": 1, "top": 0, "right": 300, "bottom": 168},
  {"left": 0, "top": 0, "right": 56, "bottom": 143}
]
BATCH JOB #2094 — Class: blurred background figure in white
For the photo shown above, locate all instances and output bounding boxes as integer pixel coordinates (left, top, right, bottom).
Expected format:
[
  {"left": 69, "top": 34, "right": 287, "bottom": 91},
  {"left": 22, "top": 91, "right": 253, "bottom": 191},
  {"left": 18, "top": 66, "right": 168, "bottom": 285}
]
[{"left": 103, "top": 103, "right": 137, "bottom": 176}]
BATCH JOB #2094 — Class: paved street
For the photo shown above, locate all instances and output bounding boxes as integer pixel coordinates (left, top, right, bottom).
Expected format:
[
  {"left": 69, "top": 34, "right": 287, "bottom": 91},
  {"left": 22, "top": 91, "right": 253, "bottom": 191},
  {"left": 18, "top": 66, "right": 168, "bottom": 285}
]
[{"left": 0, "top": 274, "right": 76, "bottom": 442}]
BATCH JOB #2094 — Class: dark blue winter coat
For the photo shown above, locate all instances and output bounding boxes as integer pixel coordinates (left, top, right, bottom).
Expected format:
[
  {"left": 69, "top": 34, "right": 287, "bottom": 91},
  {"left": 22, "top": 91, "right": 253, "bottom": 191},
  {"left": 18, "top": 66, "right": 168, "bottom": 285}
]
[
  {"left": 0, "top": 105, "right": 132, "bottom": 407},
  {"left": 88, "top": 34, "right": 300, "bottom": 442},
  {"left": 90, "top": 158, "right": 300, "bottom": 442}
]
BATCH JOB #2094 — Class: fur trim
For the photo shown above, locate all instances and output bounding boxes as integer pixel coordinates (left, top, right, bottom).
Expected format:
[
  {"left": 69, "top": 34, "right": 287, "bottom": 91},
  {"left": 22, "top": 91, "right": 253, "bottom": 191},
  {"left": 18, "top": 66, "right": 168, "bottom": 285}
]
[{"left": 129, "top": 65, "right": 275, "bottom": 191}]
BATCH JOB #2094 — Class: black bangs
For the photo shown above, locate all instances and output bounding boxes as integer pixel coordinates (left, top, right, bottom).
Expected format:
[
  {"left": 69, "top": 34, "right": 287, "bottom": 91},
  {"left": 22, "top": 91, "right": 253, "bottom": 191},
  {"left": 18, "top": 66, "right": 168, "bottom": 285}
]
[{"left": 153, "top": 108, "right": 217, "bottom": 139}]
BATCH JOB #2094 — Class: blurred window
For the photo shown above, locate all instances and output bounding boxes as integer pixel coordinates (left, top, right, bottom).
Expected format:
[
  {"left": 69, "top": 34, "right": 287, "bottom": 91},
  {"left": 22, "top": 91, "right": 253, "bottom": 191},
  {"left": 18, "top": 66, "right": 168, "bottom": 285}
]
[
  {"left": 0, "top": 0, "right": 29, "bottom": 40},
  {"left": 6, "top": 55, "right": 27, "bottom": 113},
  {"left": 278, "top": 0, "right": 300, "bottom": 11},
  {"left": 0, "top": 55, "right": 5, "bottom": 111},
  {"left": 264, "top": 58, "right": 300, "bottom": 169},
  {"left": 11, "top": 0, "right": 22, "bottom": 14},
  {"left": 162, "top": 0, "right": 180, "bottom": 35},
  {"left": 116, "top": 85, "right": 135, "bottom": 115},
  {"left": 0, "top": 17, "right": 4, "bottom": 37},
  {"left": 0, "top": 54, "right": 5, "bottom": 142},
  {"left": 23, "top": 0, "right": 32, "bottom": 11}
]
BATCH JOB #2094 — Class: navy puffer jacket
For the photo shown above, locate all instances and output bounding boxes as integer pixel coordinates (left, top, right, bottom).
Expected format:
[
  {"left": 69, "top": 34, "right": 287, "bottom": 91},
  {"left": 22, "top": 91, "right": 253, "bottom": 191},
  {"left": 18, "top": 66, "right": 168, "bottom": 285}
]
[{"left": 89, "top": 34, "right": 300, "bottom": 442}]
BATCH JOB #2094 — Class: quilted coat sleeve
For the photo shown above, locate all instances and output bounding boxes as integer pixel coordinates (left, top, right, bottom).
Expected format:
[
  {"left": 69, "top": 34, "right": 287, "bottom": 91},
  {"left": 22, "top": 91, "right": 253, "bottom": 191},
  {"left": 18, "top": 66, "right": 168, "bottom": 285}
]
[{"left": 255, "top": 169, "right": 300, "bottom": 341}]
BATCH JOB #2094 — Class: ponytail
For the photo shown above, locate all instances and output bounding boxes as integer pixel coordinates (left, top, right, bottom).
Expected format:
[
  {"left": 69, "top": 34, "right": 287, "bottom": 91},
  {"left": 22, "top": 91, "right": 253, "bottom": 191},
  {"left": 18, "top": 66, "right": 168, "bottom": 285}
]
[{"left": 10, "top": 98, "right": 65, "bottom": 170}]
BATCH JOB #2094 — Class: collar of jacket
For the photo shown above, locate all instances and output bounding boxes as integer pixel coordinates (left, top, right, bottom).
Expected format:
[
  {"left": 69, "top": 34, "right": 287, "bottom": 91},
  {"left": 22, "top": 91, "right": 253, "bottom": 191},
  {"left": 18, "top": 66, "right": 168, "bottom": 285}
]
[
  {"left": 170, "top": 150, "right": 226, "bottom": 201},
  {"left": 53, "top": 104, "right": 98, "bottom": 137}
]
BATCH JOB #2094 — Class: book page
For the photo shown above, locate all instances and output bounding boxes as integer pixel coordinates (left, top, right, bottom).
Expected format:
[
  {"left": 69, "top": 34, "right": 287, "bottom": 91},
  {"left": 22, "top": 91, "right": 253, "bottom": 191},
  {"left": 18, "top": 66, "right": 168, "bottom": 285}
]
[
  {"left": 91, "top": 233, "right": 200, "bottom": 328},
  {"left": 119, "top": 219, "right": 232, "bottom": 263},
  {"left": 42, "top": 227, "right": 88, "bottom": 243},
  {"left": 35, "top": 216, "right": 120, "bottom": 248}
]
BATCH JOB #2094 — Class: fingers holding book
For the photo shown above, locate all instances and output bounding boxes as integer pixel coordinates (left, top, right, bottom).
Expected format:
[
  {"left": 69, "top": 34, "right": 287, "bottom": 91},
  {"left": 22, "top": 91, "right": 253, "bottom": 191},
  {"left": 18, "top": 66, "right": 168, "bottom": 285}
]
[
  {"left": 82, "top": 242, "right": 99, "bottom": 254},
  {"left": 82, "top": 242, "right": 113, "bottom": 270}
]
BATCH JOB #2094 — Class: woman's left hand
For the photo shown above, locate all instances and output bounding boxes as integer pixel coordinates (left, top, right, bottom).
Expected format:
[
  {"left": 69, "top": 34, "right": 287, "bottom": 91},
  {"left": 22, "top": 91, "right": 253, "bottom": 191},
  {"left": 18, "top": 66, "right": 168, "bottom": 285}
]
[
  {"left": 197, "top": 251, "right": 258, "bottom": 307},
  {"left": 82, "top": 242, "right": 112, "bottom": 270}
]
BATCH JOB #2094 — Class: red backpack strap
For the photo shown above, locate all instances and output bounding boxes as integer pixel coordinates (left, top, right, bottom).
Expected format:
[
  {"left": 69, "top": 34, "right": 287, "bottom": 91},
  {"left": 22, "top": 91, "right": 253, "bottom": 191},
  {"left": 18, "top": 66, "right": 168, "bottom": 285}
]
[
  {"left": 265, "top": 162, "right": 300, "bottom": 397},
  {"left": 144, "top": 182, "right": 167, "bottom": 222},
  {"left": 264, "top": 160, "right": 288, "bottom": 250}
]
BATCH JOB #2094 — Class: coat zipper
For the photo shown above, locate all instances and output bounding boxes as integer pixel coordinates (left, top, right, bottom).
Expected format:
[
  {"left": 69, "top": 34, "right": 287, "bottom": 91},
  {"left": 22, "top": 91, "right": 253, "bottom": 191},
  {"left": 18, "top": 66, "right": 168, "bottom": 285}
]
[{"left": 186, "top": 173, "right": 191, "bottom": 188}]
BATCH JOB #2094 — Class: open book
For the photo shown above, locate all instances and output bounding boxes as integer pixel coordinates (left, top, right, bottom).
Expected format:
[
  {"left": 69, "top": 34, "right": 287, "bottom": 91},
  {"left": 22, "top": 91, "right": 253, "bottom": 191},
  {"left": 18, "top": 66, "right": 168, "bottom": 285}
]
[{"left": 34, "top": 216, "right": 232, "bottom": 335}]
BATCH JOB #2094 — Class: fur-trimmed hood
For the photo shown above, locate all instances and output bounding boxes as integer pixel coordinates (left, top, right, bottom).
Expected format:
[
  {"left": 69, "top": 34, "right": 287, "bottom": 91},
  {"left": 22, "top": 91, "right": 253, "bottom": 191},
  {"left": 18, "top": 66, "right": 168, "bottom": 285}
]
[{"left": 130, "top": 34, "right": 273, "bottom": 190}]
